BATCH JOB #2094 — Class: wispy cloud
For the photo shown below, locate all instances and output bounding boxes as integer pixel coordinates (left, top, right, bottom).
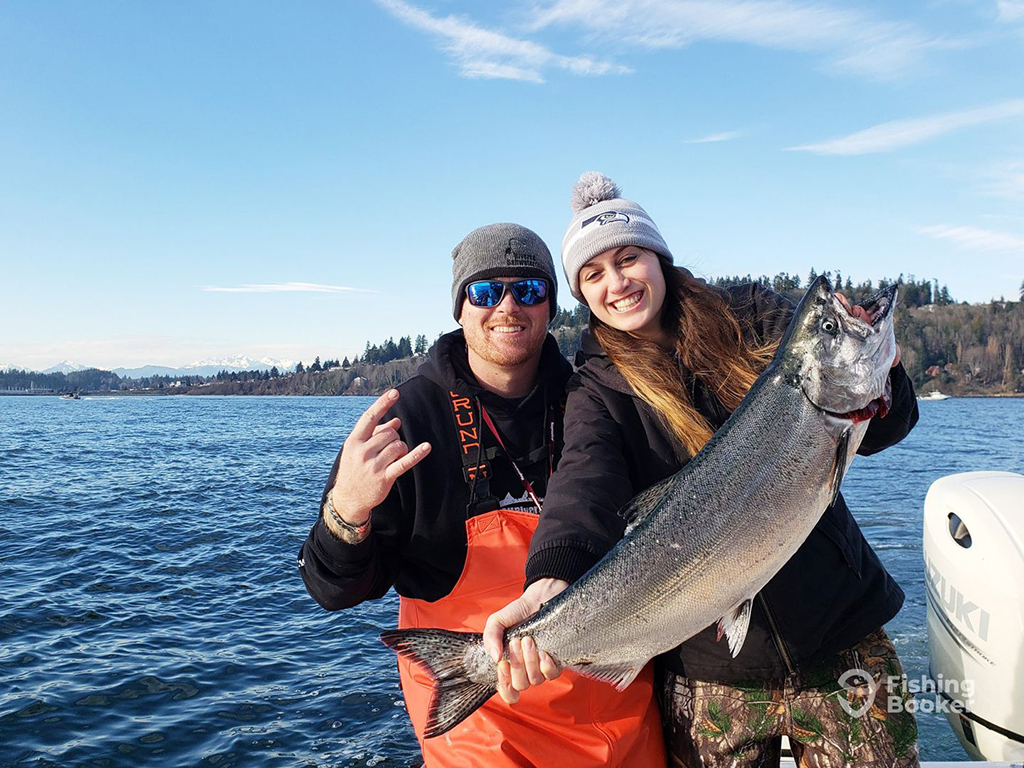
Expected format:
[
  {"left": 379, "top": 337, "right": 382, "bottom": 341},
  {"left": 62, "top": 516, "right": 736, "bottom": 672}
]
[
  {"left": 528, "top": 0, "right": 960, "bottom": 80},
  {"left": 201, "top": 282, "right": 379, "bottom": 294},
  {"left": 997, "top": 0, "right": 1024, "bottom": 23},
  {"left": 788, "top": 98, "right": 1024, "bottom": 155},
  {"left": 980, "top": 160, "right": 1024, "bottom": 201},
  {"left": 916, "top": 224, "right": 1024, "bottom": 251},
  {"left": 374, "top": 0, "right": 630, "bottom": 83},
  {"left": 684, "top": 130, "right": 744, "bottom": 144}
]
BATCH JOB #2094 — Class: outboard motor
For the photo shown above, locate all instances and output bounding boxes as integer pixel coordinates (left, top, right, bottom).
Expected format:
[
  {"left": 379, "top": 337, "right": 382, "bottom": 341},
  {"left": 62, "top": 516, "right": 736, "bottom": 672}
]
[{"left": 924, "top": 471, "right": 1024, "bottom": 761}]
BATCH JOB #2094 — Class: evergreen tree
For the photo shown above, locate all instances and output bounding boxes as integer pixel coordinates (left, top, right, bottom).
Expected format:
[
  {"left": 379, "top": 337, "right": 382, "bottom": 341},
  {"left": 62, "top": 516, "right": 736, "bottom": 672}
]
[
  {"left": 295, "top": 362, "right": 305, "bottom": 374},
  {"left": 414, "top": 334, "right": 428, "bottom": 354},
  {"left": 311, "top": 356, "right": 322, "bottom": 372}
]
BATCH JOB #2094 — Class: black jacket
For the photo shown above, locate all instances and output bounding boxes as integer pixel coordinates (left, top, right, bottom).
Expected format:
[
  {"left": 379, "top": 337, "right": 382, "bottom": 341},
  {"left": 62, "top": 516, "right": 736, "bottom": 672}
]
[
  {"left": 299, "top": 330, "right": 573, "bottom": 609},
  {"left": 525, "top": 283, "right": 919, "bottom": 681}
]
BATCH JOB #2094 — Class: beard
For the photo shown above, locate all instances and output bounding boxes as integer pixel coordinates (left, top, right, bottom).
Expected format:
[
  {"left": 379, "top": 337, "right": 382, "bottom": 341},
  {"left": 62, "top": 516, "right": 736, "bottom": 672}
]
[{"left": 462, "top": 314, "right": 546, "bottom": 368}]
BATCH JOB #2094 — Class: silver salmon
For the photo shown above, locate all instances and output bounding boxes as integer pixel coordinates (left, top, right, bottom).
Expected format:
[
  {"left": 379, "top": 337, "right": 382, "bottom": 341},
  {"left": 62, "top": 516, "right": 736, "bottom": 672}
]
[{"left": 381, "top": 275, "right": 899, "bottom": 737}]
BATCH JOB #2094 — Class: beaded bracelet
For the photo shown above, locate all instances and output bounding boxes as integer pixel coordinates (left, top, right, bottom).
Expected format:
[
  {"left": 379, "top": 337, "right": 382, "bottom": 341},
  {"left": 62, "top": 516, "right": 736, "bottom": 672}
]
[{"left": 323, "top": 490, "right": 371, "bottom": 544}]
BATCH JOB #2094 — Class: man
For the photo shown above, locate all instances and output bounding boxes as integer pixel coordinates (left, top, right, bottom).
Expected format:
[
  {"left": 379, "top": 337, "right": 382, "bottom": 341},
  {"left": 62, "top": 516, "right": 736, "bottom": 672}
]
[{"left": 298, "top": 223, "right": 664, "bottom": 767}]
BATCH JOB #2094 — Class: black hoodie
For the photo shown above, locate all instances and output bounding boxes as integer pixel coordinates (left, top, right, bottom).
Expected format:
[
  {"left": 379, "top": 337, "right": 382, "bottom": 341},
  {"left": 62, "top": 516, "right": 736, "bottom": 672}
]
[
  {"left": 525, "top": 283, "right": 919, "bottom": 681},
  {"left": 299, "top": 330, "right": 573, "bottom": 609}
]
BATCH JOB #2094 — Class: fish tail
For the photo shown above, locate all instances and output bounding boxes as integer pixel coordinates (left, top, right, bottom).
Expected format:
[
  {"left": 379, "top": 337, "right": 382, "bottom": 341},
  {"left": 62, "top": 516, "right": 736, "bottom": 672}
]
[{"left": 380, "top": 628, "right": 497, "bottom": 738}]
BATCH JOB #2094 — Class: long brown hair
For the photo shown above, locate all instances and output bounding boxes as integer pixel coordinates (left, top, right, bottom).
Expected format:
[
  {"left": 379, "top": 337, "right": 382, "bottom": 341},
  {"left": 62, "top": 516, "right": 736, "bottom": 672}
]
[{"left": 591, "top": 254, "right": 777, "bottom": 458}]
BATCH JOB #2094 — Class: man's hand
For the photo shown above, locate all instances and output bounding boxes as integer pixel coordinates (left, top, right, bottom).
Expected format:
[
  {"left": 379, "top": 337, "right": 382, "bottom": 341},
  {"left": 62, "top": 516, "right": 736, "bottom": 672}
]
[
  {"left": 326, "top": 389, "right": 431, "bottom": 531},
  {"left": 836, "top": 292, "right": 901, "bottom": 367},
  {"left": 483, "top": 578, "right": 569, "bottom": 704}
]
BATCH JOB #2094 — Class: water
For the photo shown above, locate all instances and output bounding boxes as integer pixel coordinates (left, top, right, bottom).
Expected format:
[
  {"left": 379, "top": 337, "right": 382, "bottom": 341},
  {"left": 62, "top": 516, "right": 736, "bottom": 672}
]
[{"left": 1, "top": 395, "right": 1022, "bottom": 765}]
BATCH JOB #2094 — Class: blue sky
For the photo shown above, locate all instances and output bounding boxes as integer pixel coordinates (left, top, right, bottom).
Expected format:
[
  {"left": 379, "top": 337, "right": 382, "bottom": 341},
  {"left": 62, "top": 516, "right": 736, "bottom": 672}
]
[{"left": 2, "top": 0, "right": 1023, "bottom": 371}]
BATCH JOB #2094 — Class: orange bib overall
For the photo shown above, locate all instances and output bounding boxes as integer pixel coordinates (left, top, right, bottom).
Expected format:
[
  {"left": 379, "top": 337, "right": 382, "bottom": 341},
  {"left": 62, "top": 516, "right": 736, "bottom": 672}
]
[{"left": 397, "top": 508, "right": 666, "bottom": 767}]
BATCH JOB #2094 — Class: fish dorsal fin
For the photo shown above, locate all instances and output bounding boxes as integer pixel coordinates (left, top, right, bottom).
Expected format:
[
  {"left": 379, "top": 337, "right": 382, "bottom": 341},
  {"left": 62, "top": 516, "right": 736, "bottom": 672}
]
[
  {"left": 716, "top": 598, "right": 754, "bottom": 658},
  {"left": 572, "top": 659, "right": 647, "bottom": 691},
  {"left": 828, "top": 428, "right": 852, "bottom": 508},
  {"left": 618, "top": 474, "right": 675, "bottom": 534}
]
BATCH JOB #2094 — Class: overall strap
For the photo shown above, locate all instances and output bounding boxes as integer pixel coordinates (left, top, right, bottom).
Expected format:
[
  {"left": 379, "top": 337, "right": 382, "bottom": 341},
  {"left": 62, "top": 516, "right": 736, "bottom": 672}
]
[{"left": 447, "top": 390, "right": 499, "bottom": 514}]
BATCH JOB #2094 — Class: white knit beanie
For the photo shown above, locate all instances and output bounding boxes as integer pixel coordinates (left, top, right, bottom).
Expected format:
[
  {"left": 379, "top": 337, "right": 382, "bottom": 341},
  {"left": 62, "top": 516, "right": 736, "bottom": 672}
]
[{"left": 561, "top": 172, "right": 672, "bottom": 301}]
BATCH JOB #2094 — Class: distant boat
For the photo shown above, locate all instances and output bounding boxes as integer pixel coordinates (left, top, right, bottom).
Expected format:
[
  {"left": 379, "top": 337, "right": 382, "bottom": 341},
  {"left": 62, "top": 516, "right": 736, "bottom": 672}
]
[
  {"left": 918, "top": 391, "right": 951, "bottom": 401},
  {"left": 60, "top": 392, "right": 81, "bottom": 400}
]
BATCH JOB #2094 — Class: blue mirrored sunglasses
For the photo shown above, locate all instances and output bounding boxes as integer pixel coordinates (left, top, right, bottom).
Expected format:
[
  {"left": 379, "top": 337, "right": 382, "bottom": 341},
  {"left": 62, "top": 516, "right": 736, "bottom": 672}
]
[{"left": 466, "top": 279, "right": 549, "bottom": 308}]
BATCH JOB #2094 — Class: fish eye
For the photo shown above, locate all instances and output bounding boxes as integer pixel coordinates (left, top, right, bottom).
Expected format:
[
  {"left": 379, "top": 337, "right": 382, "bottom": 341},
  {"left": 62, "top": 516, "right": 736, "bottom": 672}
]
[{"left": 821, "top": 318, "right": 839, "bottom": 335}]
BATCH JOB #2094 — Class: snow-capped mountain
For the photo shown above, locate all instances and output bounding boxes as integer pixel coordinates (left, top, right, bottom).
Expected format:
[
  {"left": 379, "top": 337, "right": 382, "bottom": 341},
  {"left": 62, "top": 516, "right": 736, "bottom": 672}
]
[
  {"left": 41, "top": 361, "right": 90, "bottom": 374},
  {"left": 112, "top": 356, "right": 297, "bottom": 379},
  {"left": 182, "top": 355, "right": 296, "bottom": 372},
  {"left": 3, "top": 356, "right": 297, "bottom": 378}
]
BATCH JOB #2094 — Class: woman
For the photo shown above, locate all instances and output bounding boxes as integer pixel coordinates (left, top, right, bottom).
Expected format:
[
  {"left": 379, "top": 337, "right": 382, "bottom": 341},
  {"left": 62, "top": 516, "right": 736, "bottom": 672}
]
[{"left": 484, "top": 173, "right": 920, "bottom": 767}]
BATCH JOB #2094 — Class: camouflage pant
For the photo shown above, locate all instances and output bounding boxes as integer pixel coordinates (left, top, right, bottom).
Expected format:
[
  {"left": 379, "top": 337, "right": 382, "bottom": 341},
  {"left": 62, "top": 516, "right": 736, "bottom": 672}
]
[{"left": 659, "top": 628, "right": 920, "bottom": 767}]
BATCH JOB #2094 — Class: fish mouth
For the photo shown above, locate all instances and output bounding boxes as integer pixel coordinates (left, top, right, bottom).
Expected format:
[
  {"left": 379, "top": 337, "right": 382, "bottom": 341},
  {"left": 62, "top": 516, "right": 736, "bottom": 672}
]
[{"left": 825, "top": 376, "right": 892, "bottom": 423}]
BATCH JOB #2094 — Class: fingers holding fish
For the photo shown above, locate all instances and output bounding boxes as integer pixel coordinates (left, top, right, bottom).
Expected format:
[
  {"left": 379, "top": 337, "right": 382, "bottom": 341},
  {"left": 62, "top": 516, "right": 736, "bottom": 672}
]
[
  {"left": 483, "top": 578, "right": 570, "bottom": 663},
  {"left": 522, "top": 637, "right": 561, "bottom": 684},
  {"left": 496, "top": 659, "right": 519, "bottom": 705},
  {"left": 508, "top": 638, "right": 531, "bottom": 692},
  {"left": 485, "top": 580, "right": 569, "bottom": 704},
  {"left": 538, "top": 647, "right": 562, "bottom": 681}
]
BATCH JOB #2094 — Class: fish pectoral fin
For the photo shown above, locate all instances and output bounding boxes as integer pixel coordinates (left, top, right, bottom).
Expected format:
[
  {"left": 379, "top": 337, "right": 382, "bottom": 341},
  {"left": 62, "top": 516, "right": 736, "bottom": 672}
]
[
  {"left": 716, "top": 597, "right": 754, "bottom": 658},
  {"left": 828, "top": 427, "right": 852, "bottom": 508},
  {"left": 572, "top": 660, "right": 647, "bottom": 692},
  {"left": 618, "top": 474, "right": 675, "bottom": 533}
]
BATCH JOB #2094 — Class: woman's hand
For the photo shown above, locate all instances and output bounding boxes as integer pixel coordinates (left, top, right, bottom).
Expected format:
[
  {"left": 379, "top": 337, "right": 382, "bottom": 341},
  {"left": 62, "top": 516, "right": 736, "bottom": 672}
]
[{"left": 482, "top": 578, "right": 569, "bottom": 704}]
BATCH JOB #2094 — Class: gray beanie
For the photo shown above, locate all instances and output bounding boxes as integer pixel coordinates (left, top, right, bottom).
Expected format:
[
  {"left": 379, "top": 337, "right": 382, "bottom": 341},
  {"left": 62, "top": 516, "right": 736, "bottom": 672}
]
[
  {"left": 561, "top": 172, "right": 672, "bottom": 301},
  {"left": 451, "top": 223, "right": 558, "bottom": 320}
]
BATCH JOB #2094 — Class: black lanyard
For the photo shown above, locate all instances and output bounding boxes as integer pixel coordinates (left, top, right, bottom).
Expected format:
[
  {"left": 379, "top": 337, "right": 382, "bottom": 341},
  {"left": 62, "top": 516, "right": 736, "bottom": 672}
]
[{"left": 478, "top": 403, "right": 556, "bottom": 512}]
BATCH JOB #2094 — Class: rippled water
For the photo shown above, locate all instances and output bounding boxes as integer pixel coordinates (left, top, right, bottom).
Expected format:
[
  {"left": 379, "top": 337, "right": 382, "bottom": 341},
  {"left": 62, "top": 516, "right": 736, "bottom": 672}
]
[{"left": 1, "top": 395, "right": 1022, "bottom": 765}]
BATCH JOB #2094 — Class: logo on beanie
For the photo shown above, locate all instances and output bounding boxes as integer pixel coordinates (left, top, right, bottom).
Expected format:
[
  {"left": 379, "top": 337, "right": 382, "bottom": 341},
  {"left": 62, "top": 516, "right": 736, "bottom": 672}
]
[
  {"left": 582, "top": 210, "right": 630, "bottom": 228},
  {"left": 505, "top": 238, "right": 539, "bottom": 267}
]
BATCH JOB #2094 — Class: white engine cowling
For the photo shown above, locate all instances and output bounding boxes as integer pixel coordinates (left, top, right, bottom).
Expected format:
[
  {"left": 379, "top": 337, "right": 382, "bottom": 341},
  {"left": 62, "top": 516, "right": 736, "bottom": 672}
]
[{"left": 924, "top": 471, "right": 1024, "bottom": 761}]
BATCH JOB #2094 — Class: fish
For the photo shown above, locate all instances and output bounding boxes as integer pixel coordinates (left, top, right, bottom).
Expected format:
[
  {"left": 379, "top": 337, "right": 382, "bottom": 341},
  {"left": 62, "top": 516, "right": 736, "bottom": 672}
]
[{"left": 381, "top": 275, "right": 899, "bottom": 738}]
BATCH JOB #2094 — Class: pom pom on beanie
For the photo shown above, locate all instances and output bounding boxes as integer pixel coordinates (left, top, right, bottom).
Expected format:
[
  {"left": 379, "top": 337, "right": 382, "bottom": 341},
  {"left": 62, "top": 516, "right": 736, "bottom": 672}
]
[{"left": 570, "top": 172, "right": 622, "bottom": 214}]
